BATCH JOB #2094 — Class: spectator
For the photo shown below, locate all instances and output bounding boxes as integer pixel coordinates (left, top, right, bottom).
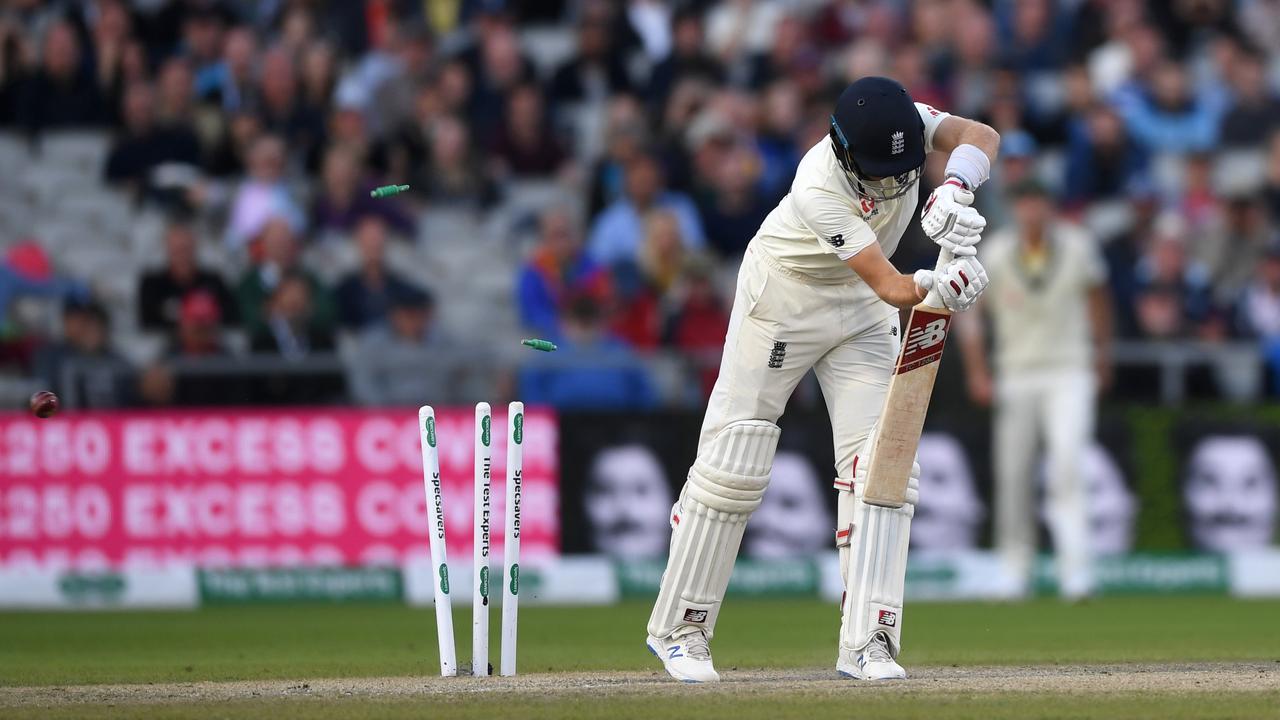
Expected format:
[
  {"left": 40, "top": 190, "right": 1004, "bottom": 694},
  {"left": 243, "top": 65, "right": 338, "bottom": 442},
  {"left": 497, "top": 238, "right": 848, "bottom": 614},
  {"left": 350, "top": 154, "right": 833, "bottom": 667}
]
[
  {"left": 1132, "top": 215, "right": 1218, "bottom": 339},
  {"left": 667, "top": 260, "right": 730, "bottom": 390},
  {"left": 548, "top": 15, "right": 634, "bottom": 106},
  {"left": 348, "top": 287, "right": 445, "bottom": 405},
  {"left": 467, "top": 20, "right": 536, "bottom": 137},
  {"left": 236, "top": 218, "right": 336, "bottom": 336},
  {"left": 695, "top": 143, "right": 770, "bottom": 257},
  {"left": 183, "top": 7, "right": 228, "bottom": 99},
  {"left": 415, "top": 115, "right": 497, "bottom": 208},
  {"left": 998, "top": 0, "right": 1066, "bottom": 72},
  {"left": 1219, "top": 50, "right": 1279, "bottom": 149},
  {"left": 0, "top": 241, "right": 86, "bottom": 334},
  {"left": 1239, "top": 245, "right": 1280, "bottom": 342},
  {"left": 1115, "top": 60, "right": 1226, "bottom": 154},
  {"left": 224, "top": 134, "right": 305, "bottom": 249},
  {"left": 311, "top": 144, "right": 415, "bottom": 235},
  {"left": 104, "top": 81, "right": 202, "bottom": 200},
  {"left": 251, "top": 272, "right": 335, "bottom": 359},
  {"left": 1203, "top": 192, "right": 1270, "bottom": 302},
  {"left": 250, "top": 272, "right": 343, "bottom": 404},
  {"left": 588, "top": 154, "right": 706, "bottom": 266},
  {"left": 755, "top": 82, "right": 803, "bottom": 202},
  {"left": 90, "top": 0, "right": 138, "bottom": 120},
  {"left": 138, "top": 221, "right": 239, "bottom": 333},
  {"left": 489, "top": 84, "right": 570, "bottom": 179},
  {"left": 202, "top": 25, "right": 258, "bottom": 112},
  {"left": 1263, "top": 131, "right": 1280, "bottom": 224},
  {"left": 258, "top": 48, "right": 325, "bottom": 164},
  {"left": 14, "top": 21, "right": 107, "bottom": 133},
  {"left": 34, "top": 300, "right": 131, "bottom": 409},
  {"left": 518, "top": 295, "right": 657, "bottom": 410},
  {"left": 745, "top": 14, "right": 812, "bottom": 91},
  {"left": 517, "top": 207, "right": 611, "bottom": 336},
  {"left": 335, "top": 215, "right": 424, "bottom": 330},
  {"left": 705, "top": 0, "right": 783, "bottom": 63},
  {"left": 587, "top": 96, "right": 649, "bottom": 217},
  {"left": 170, "top": 291, "right": 227, "bottom": 359},
  {"left": 1064, "top": 105, "right": 1148, "bottom": 206},
  {"left": 299, "top": 40, "right": 338, "bottom": 125},
  {"left": 155, "top": 57, "right": 199, "bottom": 135},
  {"left": 152, "top": 291, "right": 252, "bottom": 407},
  {"left": 612, "top": 210, "right": 688, "bottom": 349},
  {"left": 646, "top": 9, "right": 723, "bottom": 111}
]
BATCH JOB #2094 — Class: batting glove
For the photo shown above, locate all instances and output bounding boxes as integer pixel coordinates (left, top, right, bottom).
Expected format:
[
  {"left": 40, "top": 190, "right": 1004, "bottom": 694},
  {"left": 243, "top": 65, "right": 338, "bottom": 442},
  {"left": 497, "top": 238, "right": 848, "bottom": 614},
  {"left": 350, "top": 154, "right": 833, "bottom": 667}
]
[
  {"left": 913, "top": 256, "right": 988, "bottom": 313},
  {"left": 920, "top": 179, "right": 986, "bottom": 257}
]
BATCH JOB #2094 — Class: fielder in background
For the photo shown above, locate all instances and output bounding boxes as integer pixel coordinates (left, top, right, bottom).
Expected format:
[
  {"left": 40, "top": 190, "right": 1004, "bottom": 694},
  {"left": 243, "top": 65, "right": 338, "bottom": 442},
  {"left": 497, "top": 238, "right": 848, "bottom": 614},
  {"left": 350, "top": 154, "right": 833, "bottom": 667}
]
[
  {"left": 645, "top": 76, "right": 999, "bottom": 683},
  {"left": 956, "top": 178, "right": 1113, "bottom": 600}
]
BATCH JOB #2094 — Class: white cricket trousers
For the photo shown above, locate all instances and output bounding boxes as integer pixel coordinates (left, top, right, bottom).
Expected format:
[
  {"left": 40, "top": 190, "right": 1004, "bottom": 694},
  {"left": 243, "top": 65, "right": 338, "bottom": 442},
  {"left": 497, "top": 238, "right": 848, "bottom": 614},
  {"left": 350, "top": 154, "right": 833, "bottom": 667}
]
[
  {"left": 994, "top": 368, "right": 1096, "bottom": 598},
  {"left": 700, "top": 246, "right": 901, "bottom": 478}
]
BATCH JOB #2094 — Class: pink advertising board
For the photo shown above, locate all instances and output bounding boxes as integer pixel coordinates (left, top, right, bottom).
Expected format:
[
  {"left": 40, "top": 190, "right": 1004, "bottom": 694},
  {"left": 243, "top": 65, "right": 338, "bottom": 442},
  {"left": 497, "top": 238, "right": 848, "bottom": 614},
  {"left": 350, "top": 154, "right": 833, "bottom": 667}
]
[{"left": 0, "top": 408, "right": 558, "bottom": 570}]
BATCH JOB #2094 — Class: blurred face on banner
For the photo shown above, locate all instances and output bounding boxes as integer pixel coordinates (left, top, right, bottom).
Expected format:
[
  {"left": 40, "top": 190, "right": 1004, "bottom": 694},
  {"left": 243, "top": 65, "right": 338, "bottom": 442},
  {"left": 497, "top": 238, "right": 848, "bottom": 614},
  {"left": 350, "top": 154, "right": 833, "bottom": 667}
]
[
  {"left": 585, "top": 445, "right": 672, "bottom": 558},
  {"left": 1038, "top": 443, "right": 1137, "bottom": 554},
  {"left": 912, "top": 433, "right": 985, "bottom": 550},
  {"left": 1083, "top": 444, "right": 1137, "bottom": 554},
  {"left": 743, "top": 452, "right": 829, "bottom": 559},
  {"left": 1184, "top": 436, "right": 1278, "bottom": 551}
]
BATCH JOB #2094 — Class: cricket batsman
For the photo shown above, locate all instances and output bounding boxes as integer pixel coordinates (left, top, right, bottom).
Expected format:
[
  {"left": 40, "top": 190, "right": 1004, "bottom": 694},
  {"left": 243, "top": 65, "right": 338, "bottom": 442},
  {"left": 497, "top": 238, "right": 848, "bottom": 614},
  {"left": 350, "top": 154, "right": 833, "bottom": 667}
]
[{"left": 645, "top": 77, "right": 1000, "bottom": 682}]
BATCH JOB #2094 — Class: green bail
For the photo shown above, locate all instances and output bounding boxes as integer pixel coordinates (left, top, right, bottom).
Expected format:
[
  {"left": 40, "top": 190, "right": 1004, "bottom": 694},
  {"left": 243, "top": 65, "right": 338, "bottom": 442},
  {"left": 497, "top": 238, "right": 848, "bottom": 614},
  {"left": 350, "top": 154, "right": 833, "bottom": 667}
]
[
  {"left": 370, "top": 184, "right": 410, "bottom": 198},
  {"left": 521, "top": 338, "right": 558, "bottom": 352}
]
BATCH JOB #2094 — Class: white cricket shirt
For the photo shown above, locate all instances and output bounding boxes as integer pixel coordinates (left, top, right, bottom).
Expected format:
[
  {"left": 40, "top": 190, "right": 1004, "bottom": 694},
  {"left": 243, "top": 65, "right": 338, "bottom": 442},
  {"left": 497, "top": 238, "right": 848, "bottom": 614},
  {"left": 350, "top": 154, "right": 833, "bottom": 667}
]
[{"left": 752, "top": 103, "right": 951, "bottom": 283}]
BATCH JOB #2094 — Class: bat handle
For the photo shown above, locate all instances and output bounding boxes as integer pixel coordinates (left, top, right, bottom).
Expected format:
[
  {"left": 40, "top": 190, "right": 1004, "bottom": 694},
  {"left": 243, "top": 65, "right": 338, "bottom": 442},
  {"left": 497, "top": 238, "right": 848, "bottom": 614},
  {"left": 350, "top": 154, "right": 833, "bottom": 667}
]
[{"left": 923, "top": 248, "right": 954, "bottom": 310}]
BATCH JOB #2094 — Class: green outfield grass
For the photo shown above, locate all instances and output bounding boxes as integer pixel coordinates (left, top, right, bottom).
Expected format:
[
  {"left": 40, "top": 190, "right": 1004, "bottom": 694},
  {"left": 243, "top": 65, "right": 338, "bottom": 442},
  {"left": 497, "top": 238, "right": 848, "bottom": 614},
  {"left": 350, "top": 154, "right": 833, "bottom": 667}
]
[
  {"left": 1, "top": 597, "right": 1277, "bottom": 719},
  {"left": 3, "top": 597, "right": 1279, "bottom": 685}
]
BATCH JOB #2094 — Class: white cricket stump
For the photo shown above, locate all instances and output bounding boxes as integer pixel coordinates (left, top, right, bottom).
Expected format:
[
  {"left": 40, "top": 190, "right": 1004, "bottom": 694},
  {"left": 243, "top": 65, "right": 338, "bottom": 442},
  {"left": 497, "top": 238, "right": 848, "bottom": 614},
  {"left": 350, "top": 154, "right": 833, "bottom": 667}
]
[
  {"left": 472, "top": 402, "right": 493, "bottom": 677},
  {"left": 500, "top": 402, "right": 523, "bottom": 676},
  {"left": 418, "top": 406, "right": 456, "bottom": 677}
]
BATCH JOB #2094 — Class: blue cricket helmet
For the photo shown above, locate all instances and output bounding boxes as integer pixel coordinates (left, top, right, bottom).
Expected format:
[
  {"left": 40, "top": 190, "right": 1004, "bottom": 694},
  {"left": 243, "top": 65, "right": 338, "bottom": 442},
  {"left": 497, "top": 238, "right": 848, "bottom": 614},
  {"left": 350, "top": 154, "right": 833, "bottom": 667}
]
[{"left": 829, "top": 76, "right": 926, "bottom": 201}]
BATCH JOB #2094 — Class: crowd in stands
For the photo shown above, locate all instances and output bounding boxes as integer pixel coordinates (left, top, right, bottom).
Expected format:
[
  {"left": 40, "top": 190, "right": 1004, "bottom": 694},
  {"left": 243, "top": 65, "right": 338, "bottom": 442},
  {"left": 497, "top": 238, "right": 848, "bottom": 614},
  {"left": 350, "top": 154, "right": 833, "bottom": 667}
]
[{"left": 3, "top": 0, "right": 1280, "bottom": 409}]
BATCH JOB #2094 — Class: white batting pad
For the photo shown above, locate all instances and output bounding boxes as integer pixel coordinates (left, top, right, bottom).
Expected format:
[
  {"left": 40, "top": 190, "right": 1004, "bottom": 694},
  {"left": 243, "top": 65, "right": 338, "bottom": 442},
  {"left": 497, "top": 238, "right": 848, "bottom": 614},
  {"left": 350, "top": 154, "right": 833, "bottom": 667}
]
[
  {"left": 647, "top": 420, "right": 780, "bottom": 639},
  {"left": 838, "top": 471, "right": 918, "bottom": 658}
]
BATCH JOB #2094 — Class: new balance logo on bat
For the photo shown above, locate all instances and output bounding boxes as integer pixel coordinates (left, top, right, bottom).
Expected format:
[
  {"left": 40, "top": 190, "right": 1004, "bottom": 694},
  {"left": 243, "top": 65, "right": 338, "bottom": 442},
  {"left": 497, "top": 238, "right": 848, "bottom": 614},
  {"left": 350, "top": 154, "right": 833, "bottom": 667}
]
[
  {"left": 896, "top": 311, "right": 952, "bottom": 375},
  {"left": 904, "top": 319, "right": 947, "bottom": 353}
]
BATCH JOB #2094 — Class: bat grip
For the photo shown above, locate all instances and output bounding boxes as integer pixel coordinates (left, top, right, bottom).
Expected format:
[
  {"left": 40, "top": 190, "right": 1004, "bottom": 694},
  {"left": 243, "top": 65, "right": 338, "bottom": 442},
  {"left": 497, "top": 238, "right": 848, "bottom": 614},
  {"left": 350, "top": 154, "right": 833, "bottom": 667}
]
[{"left": 922, "top": 248, "right": 954, "bottom": 310}]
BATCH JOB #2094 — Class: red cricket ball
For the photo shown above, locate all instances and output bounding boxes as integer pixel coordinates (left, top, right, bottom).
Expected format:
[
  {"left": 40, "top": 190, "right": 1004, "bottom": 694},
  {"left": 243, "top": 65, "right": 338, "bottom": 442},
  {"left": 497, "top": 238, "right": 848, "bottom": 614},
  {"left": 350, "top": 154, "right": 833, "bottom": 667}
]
[{"left": 30, "top": 391, "right": 59, "bottom": 418}]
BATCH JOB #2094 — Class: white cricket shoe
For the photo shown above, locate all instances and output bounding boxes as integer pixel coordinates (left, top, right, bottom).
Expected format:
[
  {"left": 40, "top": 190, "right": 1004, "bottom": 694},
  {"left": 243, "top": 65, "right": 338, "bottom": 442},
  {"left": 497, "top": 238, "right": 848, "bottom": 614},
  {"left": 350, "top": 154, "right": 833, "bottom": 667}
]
[
  {"left": 836, "top": 632, "right": 907, "bottom": 680},
  {"left": 646, "top": 628, "right": 719, "bottom": 683}
]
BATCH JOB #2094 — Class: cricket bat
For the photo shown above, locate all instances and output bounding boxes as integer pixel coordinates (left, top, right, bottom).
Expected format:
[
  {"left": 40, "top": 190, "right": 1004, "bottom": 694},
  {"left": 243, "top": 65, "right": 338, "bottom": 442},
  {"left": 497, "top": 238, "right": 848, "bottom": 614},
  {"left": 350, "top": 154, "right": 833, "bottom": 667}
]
[{"left": 861, "top": 249, "right": 954, "bottom": 508}]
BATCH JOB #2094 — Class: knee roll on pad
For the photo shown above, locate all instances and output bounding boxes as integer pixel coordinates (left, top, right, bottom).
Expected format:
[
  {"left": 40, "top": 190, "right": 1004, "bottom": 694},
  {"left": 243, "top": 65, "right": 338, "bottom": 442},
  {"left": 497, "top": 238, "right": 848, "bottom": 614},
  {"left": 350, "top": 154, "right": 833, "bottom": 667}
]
[
  {"left": 647, "top": 420, "right": 780, "bottom": 640},
  {"left": 686, "top": 420, "right": 780, "bottom": 514}
]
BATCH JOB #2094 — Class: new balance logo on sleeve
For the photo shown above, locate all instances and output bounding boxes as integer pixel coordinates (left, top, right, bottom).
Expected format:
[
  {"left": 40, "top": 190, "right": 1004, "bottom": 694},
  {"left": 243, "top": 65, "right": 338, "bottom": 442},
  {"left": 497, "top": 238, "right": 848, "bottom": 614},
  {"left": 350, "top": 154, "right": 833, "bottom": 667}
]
[{"left": 827, "top": 233, "right": 845, "bottom": 248}]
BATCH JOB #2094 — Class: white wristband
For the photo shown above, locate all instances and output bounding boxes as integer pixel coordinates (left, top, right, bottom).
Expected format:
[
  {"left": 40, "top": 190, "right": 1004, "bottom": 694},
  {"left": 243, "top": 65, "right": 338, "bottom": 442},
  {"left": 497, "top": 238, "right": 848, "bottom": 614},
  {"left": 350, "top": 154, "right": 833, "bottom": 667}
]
[{"left": 945, "top": 143, "right": 991, "bottom": 190}]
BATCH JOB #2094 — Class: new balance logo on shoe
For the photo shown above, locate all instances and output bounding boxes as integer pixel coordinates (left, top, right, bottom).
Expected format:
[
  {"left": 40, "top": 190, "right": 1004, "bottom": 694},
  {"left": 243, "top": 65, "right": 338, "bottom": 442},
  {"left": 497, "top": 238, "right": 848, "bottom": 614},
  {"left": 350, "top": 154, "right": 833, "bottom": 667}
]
[{"left": 668, "top": 645, "right": 683, "bottom": 659}]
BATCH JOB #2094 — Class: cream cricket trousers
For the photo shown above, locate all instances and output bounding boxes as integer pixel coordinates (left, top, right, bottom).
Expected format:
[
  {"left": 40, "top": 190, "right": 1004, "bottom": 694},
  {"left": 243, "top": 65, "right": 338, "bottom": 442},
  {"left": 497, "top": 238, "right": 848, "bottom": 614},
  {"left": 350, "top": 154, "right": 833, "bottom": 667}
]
[
  {"left": 994, "top": 367, "right": 1096, "bottom": 598},
  {"left": 700, "top": 246, "right": 901, "bottom": 479}
]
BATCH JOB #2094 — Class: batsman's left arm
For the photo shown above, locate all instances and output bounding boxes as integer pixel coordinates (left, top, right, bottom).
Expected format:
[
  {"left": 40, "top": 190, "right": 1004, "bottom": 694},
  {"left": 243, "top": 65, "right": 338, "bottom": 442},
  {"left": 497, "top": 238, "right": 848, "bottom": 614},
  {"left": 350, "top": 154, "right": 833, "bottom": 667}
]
[
  {"left": 930, "top": 116, "right": 1001, "bottom": 171},
  {"left": 919, "top": 116, "right": 999, "bottom": 260}
]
